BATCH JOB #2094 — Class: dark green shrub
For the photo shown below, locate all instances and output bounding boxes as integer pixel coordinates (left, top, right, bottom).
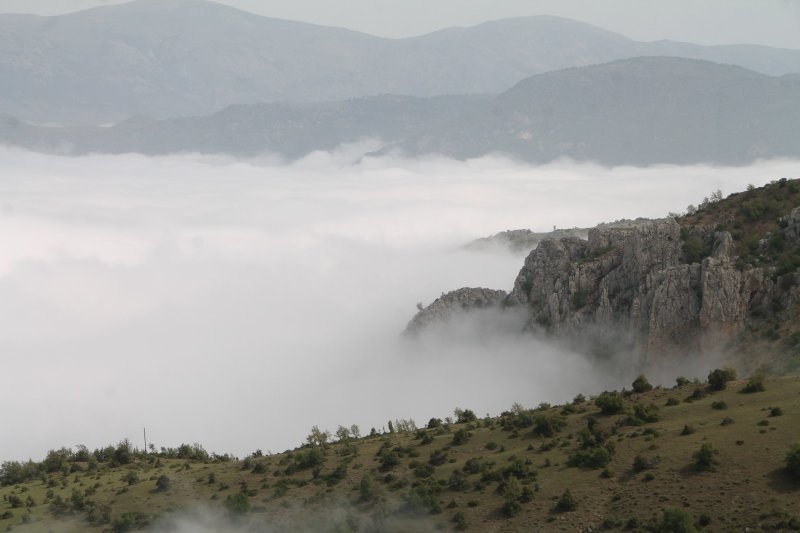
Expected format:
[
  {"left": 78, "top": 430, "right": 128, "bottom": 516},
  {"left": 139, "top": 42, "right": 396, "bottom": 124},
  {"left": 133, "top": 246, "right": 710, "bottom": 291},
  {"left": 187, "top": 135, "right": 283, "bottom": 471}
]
[
  {"left": 567, "top": 445, "right": 613, "bottom": 469},
  {"left": 629, "top": 403, "right": 660, "bottom": 424},
  {"left": 111, "top": 512, "right": 150, "bottom": 533},
  {"left": 462, "top": 458, "right": 482, "bottom": 475},
  {"left": 741, "top": 375, "right": 766, "bottom": 393},
  {"left": 655, "top": 508, "right": 696, "bottom": 533},
  {"left": 533, "top": 414, "right": 567, "bottom": 437},
  {"left": 413, "top": 463, "right": 434, "bottom": 479},
  {"left": 770, "top": 407, "right": 784, "bottom": 417},
  {"left": 451, "top": 429, "right": 471, "bottom": 446},
  {"left": 632, "top": 374, "right": 653, "bottom": 393},
  {"left": 711, "top": 401, "right": 728, "bottom": 410},
  {"left": 720, "top": 417, "right": 735, "bottom": 426},
  {"left": 358, "top": 475, "right": 378, "bottom": 503},
  {"left": 554, "top": 490, "right": 577, "bottom": 513},
  {"left": 452, "top": 511, "right": 468, "bottom": 531},
  {"left": 123, "top": 471, "right": 139, "bottom": 486},
  {"left": 708, "top": 368, "right": 737, "bottom": 391},
  {"left": 225, "top": 491, "right": 250, "bottom": 516},
  {"left": 448, "top": 470, "right": 469, "bottom": 492},
  {"left": 155, "top": 474, "right": 170, "bottom": 492},
  {"left": 693, "top": 443, "right": 719, "bottom": 471},
  {"left": 665, "top": 397, "right": 680, "bottom": 406},
  {"left": 595, "top": 392, "right": 624, "bottom": 415},
  {"left": 428, "top": 449, "right": 448, "bottom": 466},
  {"left": 632, "top": 455, "right": 660, "bottom": 473},
  {"left": 682, "top": 234, "right": 711, "bottom": 264},
  {"left": 454, "top": 408, "right": 477, "bottom": 424},
  {"left": 680, "top": 425, "right": 696, "bottom": 436}
]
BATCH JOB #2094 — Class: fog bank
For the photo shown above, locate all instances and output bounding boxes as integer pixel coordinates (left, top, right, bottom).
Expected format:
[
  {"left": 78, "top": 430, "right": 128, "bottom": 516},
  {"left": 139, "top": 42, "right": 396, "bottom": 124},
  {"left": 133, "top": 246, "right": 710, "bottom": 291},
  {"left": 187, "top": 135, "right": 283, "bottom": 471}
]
[{"left": 1, "top": 148, "right": 798, "bottom": 461}]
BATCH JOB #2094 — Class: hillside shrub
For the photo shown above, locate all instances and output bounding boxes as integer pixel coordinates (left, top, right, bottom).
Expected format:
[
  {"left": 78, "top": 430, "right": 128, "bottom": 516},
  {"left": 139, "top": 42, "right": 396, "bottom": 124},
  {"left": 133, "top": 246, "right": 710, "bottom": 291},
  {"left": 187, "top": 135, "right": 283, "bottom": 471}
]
[
  {"left": 451, "top": 429, "right": 471, "bottom": 446},
  {"left": 454, "top": 408, "right": 477, "bottom": 424},
  {"left": 155, "top": 474, "right": 171, "bottom": 492},
  {"left": 111, "top": 512, "right": 150, "bottom": 533},
  {"left": 632, "top": 374, "right": 653, "bottom": 393},
  {"left": 628, "top": 403, "right": 660, "bottom": 424},
  {"left": 693, "top": 443, "right": 719, "bottom": 471},
  {"left": 711, "top": 401, "right": 727, "bottom": 410},
  {"left": 533, "top": 414, "right": 567, "bottom": 437},
  {"left": 567, "top": 445, "right": 614, "bottom": 469},
  {"left": 595, "top": 392, "right": 624, "bottom": 415},
  {"left": 452, "top": 511, "right": 468, "bottom": 531},
  {"left": 633, "top": 454, "right": 660, "bottom": 473},
  {"left": 655, "top": 508, "right": 696, "bottom": 533},
  {"left": 708, "top": 368, "right": 737, "bottom": 391},
  {"left": 226, "top": 492, "right": 250, "bottom": 516},
  {"left": 741, "top": 374, "right": 766, "bottom": 393},
  {"left": 554, "top": 490, "right": 577, "bottom": 513}
]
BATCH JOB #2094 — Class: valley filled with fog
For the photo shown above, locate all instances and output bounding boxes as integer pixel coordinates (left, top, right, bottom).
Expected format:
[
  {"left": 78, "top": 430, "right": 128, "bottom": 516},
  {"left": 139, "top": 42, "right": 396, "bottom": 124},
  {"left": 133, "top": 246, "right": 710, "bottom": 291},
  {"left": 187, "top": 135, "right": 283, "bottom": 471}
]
[{"left": 2, "top": 148, "right": 799, "bottom": 461}]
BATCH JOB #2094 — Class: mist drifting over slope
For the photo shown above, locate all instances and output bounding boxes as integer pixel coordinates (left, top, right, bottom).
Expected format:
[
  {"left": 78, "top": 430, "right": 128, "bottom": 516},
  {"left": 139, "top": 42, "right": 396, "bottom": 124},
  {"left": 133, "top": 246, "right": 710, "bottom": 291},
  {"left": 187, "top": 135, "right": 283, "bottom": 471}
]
[{"left": 2, "top": 147, "right": 799, "bottom": 462}]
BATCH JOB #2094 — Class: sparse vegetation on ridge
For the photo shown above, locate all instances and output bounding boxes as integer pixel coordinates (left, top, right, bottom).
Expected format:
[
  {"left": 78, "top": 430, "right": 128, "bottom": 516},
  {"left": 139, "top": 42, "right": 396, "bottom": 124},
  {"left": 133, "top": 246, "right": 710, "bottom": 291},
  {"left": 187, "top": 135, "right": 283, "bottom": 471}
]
[{"left": 2, "top": 375, "right": 799, "bottom": 532}]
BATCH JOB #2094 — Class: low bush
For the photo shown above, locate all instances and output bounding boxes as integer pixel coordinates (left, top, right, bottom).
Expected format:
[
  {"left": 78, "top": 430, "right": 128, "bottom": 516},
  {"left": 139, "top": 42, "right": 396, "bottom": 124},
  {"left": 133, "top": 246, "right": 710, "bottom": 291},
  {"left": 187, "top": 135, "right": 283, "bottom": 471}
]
[
  {"left": 632, "top": 374, "right": 653, "bottom": 394},
  {"left": 708, "top": 368, "right": 737, "bottom": 391},
  {"left": 554, "top": 490, "right": 577, "bottom": 513},
  {"left": 693, "top": 443, "right": 719, "bottom": 472},
  {"left": 741, "top": 374, "right": 766, "bottom": 393},
  {"left": 595, "top": 392, "right": 624, "bottom": 415}
]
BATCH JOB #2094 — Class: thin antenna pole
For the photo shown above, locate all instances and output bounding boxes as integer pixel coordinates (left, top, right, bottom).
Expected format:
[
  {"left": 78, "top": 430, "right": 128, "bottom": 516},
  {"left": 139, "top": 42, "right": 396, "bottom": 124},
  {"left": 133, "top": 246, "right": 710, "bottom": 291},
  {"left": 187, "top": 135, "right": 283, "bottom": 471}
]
[{"left": 143, "top": 428, "right": 148, "bottom": 455}]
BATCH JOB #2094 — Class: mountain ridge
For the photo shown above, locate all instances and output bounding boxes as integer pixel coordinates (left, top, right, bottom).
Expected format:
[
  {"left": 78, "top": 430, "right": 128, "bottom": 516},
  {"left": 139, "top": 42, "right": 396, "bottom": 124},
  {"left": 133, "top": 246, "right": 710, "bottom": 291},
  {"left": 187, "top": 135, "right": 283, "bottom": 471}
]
[{"left": 2, "top": 0, "right": 800, "bottom": 124}]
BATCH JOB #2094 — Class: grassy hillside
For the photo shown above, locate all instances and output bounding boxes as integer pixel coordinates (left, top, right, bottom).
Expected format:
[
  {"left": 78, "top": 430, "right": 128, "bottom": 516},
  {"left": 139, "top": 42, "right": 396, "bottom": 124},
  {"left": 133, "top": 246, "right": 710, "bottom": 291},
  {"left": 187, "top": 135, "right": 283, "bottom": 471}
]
[{"left": 2, "top": 374, "right": 799, "bottom": 532}]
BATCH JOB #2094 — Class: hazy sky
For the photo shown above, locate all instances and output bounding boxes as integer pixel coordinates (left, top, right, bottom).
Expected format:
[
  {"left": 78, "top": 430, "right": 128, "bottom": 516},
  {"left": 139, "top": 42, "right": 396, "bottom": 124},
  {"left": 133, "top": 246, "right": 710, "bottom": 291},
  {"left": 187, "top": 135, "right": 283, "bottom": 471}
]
[
  {"left": 2, "top": 147, "right": 799, "bottom": 461},
  {"left": 0, "top": 0, "right": 798, "bottom": 49}
]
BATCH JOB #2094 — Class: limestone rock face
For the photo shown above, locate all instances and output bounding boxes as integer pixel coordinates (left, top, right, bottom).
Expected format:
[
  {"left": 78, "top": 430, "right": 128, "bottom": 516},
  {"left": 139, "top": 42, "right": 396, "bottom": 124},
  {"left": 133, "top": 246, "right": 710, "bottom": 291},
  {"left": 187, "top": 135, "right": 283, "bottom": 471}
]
[
  {"left": 405, "top": 287, "right": 508, "bottom": 334},
  {"left": 409, "top": 215, "right": 800, "bottom": 360}
]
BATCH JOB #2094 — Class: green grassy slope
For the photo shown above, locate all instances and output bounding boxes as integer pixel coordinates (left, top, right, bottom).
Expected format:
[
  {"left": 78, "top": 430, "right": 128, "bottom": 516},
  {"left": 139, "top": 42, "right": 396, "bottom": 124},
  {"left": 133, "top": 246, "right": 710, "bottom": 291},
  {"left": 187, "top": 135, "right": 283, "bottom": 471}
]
[{"left": 2, "top": 376, "right": 799, "bottom": 532}]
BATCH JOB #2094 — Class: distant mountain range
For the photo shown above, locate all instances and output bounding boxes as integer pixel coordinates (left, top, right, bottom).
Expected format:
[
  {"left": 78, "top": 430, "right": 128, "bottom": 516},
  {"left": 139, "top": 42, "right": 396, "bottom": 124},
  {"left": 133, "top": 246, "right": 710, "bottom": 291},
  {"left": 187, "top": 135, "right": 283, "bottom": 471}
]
[
  {"left": 395, "top": 57, "right": 800, "bottom": 165},
  {"left": 2, "top": 0, "right": 800, "bottom": 125},
  {"left": 2, "top": 57, "right": 799, "bottom": 166}
]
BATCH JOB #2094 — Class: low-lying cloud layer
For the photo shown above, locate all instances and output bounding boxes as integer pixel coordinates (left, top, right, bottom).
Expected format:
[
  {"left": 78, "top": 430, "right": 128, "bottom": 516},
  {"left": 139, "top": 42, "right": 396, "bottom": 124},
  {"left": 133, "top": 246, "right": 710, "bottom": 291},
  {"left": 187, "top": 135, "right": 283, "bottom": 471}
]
[{"left": 2, "top": 147, "right": 799, "bottom": 462}]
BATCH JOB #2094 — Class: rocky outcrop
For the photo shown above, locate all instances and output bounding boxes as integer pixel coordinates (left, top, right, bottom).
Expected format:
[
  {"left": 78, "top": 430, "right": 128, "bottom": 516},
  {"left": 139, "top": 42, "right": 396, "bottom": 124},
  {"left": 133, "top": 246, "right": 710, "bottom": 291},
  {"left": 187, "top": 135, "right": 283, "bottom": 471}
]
[
  {"left": 405, "top": 287, "right": 507, "bottom": 334},
  {"left": 411, "top": 215, "right": 800, "bottom": 360}
]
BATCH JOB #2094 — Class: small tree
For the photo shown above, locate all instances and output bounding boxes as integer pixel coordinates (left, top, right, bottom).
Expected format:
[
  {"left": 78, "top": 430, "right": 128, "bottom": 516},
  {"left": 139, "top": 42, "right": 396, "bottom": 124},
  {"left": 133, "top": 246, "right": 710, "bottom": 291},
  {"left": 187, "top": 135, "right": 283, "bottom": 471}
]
[
  {"left": 226, "top": 491, "right": 250, "bottom": 517},
  {"left": 632, "top": 374, "right": 653, "bottom": 394},
  {"left": 335, "top": 426, "right": 351, "bottom": 442},
  {"left": 595, "top": 391, "right": 624, "bottom": 415},
  {"left": 155, "top": 474, "right": 171, "bottom": 492},
  {"left": 656, "top": 508, "right": 696, "bottom": 533},
  {"left": 454, "top": 408, "right": 477, "bottom": 424},
  {"left": 306, "top": 426, "right": 330, "bottom": 447},
  {"left": 693, "top": 443, "right": 719, "bottom": 471},
  {"left": 707, "top": 368, "right": 737, "bottom": 391},
  {"left": 555, "top": 490, "right": 577, "bottom": 513},
  {"left": 741, "top": 374, "right": 766, "bottom": 393}
]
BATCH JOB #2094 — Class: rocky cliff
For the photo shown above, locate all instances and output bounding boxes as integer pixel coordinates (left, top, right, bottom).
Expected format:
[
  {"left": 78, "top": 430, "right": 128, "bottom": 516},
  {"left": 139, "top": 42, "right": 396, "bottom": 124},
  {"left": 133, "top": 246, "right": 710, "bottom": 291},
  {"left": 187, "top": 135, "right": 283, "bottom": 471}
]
[{"left": 408, "top": 181, "right": 800, "bottom": 370}]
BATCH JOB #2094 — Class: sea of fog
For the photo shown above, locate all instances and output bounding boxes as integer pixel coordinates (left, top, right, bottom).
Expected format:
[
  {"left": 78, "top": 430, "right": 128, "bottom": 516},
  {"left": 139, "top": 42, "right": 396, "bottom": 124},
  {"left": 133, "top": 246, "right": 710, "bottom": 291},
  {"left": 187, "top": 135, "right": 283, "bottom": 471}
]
[{"left": 2, "top": 147, "right": 799, "bottom": 462}]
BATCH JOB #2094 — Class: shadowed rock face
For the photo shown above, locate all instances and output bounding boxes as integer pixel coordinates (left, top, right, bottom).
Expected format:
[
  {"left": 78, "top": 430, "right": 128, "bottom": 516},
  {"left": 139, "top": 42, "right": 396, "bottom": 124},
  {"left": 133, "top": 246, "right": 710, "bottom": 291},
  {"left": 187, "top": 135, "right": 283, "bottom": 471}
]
[
  {"left": 409, "top": 210, "right": 800, "bottom": 361},
  {"left": 405, "top": 287, "right": 508, "bottom": 334}
]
